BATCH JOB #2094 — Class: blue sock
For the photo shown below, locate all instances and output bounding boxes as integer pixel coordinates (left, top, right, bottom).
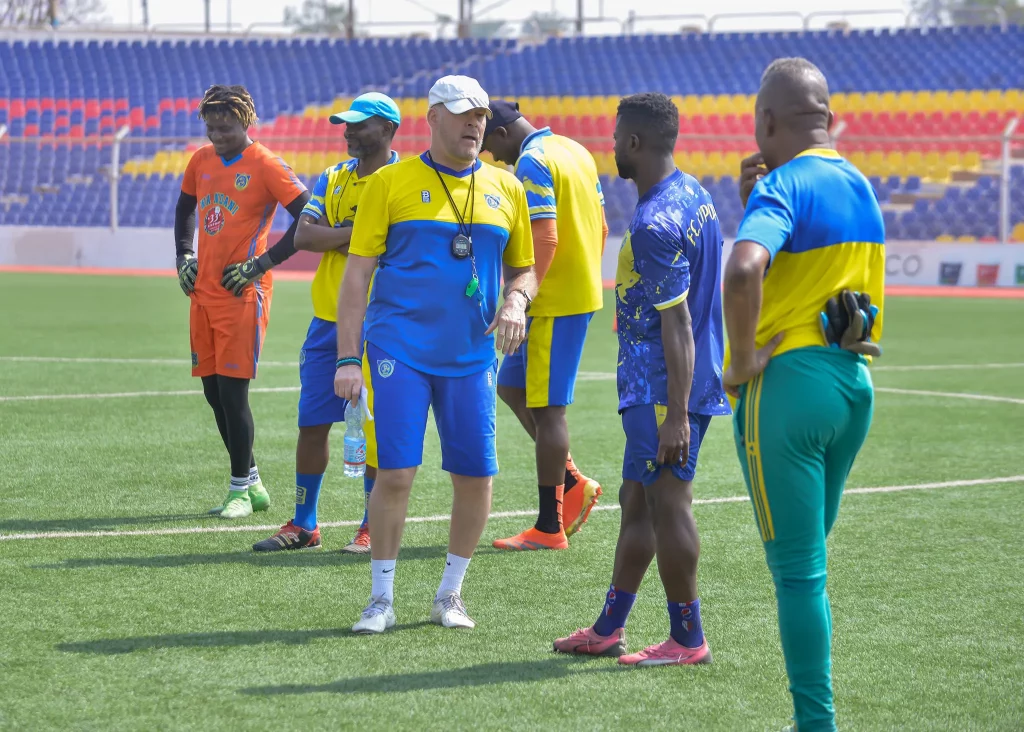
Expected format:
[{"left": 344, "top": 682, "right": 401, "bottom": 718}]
[
  {"left": 668, "top": 598, "right": 704, "bottom": 648},
  {"left": 593, "top": 584, "right": 636, "bottom": 637},
  {"left": 360, "top": 475, "right": 374, "bottom": 528},
  {"left": 293, "top": 472, "right": 324, "bottom": 531}
]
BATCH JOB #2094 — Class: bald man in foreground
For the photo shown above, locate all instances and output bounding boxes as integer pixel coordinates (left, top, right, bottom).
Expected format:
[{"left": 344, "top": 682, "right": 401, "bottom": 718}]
[{"left": 722, "top": 58, "right": 885, "bottom": 732}]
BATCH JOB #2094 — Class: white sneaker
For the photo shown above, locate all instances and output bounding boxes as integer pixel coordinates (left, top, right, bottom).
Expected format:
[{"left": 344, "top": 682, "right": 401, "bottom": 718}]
[
  {"left": 431, "top": 590, "right": 475, "bottom": 629},
  {"left": 352, "top": 598, "right": 396, "bottom": 634}
]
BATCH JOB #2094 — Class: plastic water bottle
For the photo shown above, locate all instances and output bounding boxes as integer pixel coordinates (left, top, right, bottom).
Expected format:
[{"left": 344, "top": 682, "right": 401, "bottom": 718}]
[{"left": 343, "top": 398, "right": 366, "bottom": 478}]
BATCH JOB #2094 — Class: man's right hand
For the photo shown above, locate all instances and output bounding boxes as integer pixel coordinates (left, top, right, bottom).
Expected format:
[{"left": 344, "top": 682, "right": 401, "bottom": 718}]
[
  {"left": 334, "top": 363, "right": 364, "bottom": 403},
  {"left": 176, "top": 253, "right": 197, "bottom": 296},
  {"left": 739, "top": 153, "right": 768, "bottom": 209}
]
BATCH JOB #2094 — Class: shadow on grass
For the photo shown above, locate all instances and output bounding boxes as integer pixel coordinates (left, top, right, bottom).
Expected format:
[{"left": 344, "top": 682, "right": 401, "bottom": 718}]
[
  {"left": 35, "top": 545, "right": 507, "bottom": 571},
  {"left": 239, "top": 655, "right": 622, "bottom": 695},
  {"left": 57, "top": 622, "right": 434, "bottom": 654},
  {"left": 0, "top": 513, "right": 206, "bottom": 533}
]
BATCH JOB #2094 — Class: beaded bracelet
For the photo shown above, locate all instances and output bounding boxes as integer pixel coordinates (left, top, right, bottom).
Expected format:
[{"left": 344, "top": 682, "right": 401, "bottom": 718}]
[{"left": 336, "top": 357, "right": 362, "bottom": 369}]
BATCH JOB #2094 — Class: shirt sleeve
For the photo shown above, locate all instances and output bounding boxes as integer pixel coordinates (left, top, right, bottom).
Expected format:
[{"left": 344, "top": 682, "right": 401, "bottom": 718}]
[
  {"left": 181, "top": 150, "right": 200, "bottom": 196},
  {"left": 596, "top": 178, "right": 605, "bottom": 208},
  {"left": 514, "top": 151, "right": 556, "bottom": 221},
  {"left": 349, "top": 171, "right": 391, "bottom": 258},
  {"left": 502, "top": 179, "right": 536, "bottom": 268},
  {"left": 735, "top": 175, "right": 794, "bottom": 262},
  {"left": 301, "top": 169, "right": 330, "bottom": 220},
  {"left": 631, "top": 223, "right": 690, "bottom": 311},
  {"left": 263, "top": 153, "right": 308, "bottom": 206}
]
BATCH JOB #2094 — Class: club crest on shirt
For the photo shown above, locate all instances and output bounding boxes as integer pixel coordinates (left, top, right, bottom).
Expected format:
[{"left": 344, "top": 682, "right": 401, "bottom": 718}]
[
  {"left": 377, "top": 359, "right": 395, "bottom": 378},
  {"left": 204, "top": 206, "right": 225, "bottom": 236},
  {"left": 485, "top": 194, "right": 500, "bottom": 209},
  {"left": 234, "top": 173, "right": 251, "bottom": 191},
  {"left": 421, "top": 190, "right": 431, "bottom": 203}
]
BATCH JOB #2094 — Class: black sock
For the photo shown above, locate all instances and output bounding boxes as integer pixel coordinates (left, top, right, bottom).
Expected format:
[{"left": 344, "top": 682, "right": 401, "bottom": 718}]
[
  {"left": 564, "top": 468, "right": 578, "bottom": 494},
  {"left": 216, "top": 375, "right": 255, "bottom": 479},
  {"left": 535, "top": 485, "right": 561, "bottom": 534},
  {"left": 201, "top": 375, "right": 231, "bottom": 452}
]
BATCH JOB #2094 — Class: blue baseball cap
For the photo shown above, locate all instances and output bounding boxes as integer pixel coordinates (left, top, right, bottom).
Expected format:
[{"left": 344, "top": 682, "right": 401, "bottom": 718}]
[{"left": 329, "top": 92, "right": 401, "bottom": 127}]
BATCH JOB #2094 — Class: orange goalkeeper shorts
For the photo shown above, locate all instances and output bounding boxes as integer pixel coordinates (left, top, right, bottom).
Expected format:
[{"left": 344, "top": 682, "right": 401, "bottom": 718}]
[{"left": 190, "top": 293, "right": 271, "bottom": 380}]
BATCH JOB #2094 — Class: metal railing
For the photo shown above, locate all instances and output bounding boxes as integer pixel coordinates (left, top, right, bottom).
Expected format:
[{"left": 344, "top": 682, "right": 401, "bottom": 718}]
[{"left": 1, "top": 128, "right": 1020, "bottom": 241}]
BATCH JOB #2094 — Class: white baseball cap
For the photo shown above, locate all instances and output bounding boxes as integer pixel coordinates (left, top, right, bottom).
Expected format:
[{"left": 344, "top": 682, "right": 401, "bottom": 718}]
[{"left": 428, "top": 75, "right": 492, "bottom": 117}]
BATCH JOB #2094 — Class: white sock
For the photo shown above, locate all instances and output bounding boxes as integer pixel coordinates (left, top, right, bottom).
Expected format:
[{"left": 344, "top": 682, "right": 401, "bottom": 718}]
[
  {"left": 230, "top": 476, "right": 249, "bottom": 493},
  {"left": 436, "top": 553, "right": 471, "bottom": 600},
  {"left": 248, "top": 465, "right": 260, "bottom": 485},
  {"left": 371, "top": 559, "right": 396, "bottom": 604}
]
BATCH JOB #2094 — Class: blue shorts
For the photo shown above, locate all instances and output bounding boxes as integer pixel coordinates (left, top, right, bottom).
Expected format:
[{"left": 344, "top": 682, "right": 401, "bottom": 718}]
[
  {"left": 298, "top": 317, "right": 347, "bottom": 428},
  {"left": 366, "top": 342, "right": 498, "bottom": 477},
  {"left": 621, "top": 405, "right": 713, "bottom": 486},
  {"left": 298, "top": 318, "right": 378, "bottom": 467},
  {"left": 497, "top": 312, "right": 594, "bottom": 408}
]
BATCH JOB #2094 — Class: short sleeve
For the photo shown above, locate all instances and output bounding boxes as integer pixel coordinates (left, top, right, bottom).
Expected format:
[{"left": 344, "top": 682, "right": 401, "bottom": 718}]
[
  {"left": 349, "top": 171, "right": 391, "bottom": 258},
  {"left": 596, "top": 178, "right": 605, "bottom": 207},
  {"left": 263, "top": 154, "right": 308, "bottom": 206},
  {"left": 181, "top": 150, "right": 200, "bottom": 196},
  {"left": 502, "top": 179, "right": 536, "bottom": 268},
  {"left": 631, "top": 224, "right": 690, "bottom": 311},
  {"left": 735, "top": 175, "right": 794, "bottom": 261},
  {"left": 514, "top": 152, "right": 556, "bottom": 221},
  {"left": 301, "top": 169, "right": 331, "bottom": 220}
]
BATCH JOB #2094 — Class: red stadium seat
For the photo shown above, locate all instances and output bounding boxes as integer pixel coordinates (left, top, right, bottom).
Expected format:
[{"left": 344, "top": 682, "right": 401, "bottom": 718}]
[
  {"left": 99, "top": 98, "right": 114, "bottom": 114},
  {"left": 26, "top": 99, "right": 40, "bottom": 113},
  {"left": 115, "top": 98, "right": 129, "bottom": 113},
  {"left": 69, "top": 124, "right": 84, "bottom": 138},
  {"left": 548, "top": 115, "right": 564, "bottom": 134},
  {"left": 595, "top": 116, "right": 612, "bottom": 137},
  {"left": 40, "top": 98, "right": 55, "bottom": 112},
  {"left": 157, "top": 99, "right": 174, "bottom": 114},
  {"left": 70, "top": 98, "right": 84, "bottom": 113},
  {"left": 175, "top": 98, "right": 190, "bottom": 113},
  {"left": 115, "top": 115, "right": 129, "bottom": 129},
  {"left": 146, "top": 115, "right": 160, "bottom": 129},
  {"left": 55, "top": 114, "right": 70, "bottom": 130},
  {"left": 562, "top": 116, "right": 580, "bottom": 137},
  {"left": 9, "top": 99, "right": 25, "bottom": 118},
  {"left": 24, "top": 123, "right": 39, "bottom": 136},
  {"left": 55, "top": 98, "right": 69, "bottom": 114},
  {"left": 0, "top": 98, "right": 6, "bottom": 112},
  {"left": 129, "top": 108, "right": 145, "bottom": 127},
  {"left": 85, "top": 100, "right": 101, "bottom": 118}
]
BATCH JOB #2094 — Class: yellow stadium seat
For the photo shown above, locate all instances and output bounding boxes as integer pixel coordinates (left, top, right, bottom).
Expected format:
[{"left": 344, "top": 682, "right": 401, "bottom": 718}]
[
  {"left": 963, "top": 151, "right": 982, "bottom": 170},
  {"left": 896, "top": 91, "right": 916, "bottom": 112},
  {"left": 293, "top": 152, "right": 311, "bottom": 174},
  {"left": 967, "top": 90, "right": 987, "bottom": 112},
  {"left": 950, "top": 90, "right": 968, "bottom": 111},
  {"left": 694, "top": 95, "right": 716, "bottom": 116},
  {"left": 943, "top": 151, "right": 962, "bottom": 170},
  {"left": 956, "top": 235, "right": 976, "bottom": 243},
  {"left": 677, "top": 95, "right": 699, "bottom": 117},
  {"left": 1004, "top": 89, "right": 1022, "bottom": 112},
  {"left": 936, "top": 234, "right": 955, "bottom": 242},
  {"left": 844, "top": 92, "right": 865, "bottom": 113},
  {"left": 880, "top": 91, "right": 898, "bottom": 112},
  {"left": 729, "top": 94, "right": 752, "bottom": 115},
  {"left": 1012, "top": 222, "right": 1024, "bottom": 242},
  {"left": 670, "top": 95, "right": 686, "bottom": 115},
  {"left": 884, "top": 151, "right": 906, "bottom": 178},
  {"left": 847, "top": 151, "right": 868, "bottom": 171},
  {"left": 831, "top": 92, "right": 847, "bottom": 114},
  {"left": 863, "top": 92, "right": 882, "bottom": 112},
  {"left": 931, "top": 90, "right": 952, "bottom": 112}
]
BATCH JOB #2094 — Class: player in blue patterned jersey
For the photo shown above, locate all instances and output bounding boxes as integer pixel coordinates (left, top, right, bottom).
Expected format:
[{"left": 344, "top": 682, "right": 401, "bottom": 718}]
[{"left": 554, "top": 93, "right": 729, "bottom": 666}]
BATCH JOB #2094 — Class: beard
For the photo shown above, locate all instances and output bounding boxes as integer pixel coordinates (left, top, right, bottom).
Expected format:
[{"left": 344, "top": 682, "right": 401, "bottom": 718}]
[{"left": 615, "top": 156, "right": 635, "bottom": 181}]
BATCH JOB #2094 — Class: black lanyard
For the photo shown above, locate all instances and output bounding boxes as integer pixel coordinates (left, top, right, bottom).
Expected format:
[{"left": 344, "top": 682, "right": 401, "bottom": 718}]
[{"left": 426, "top": 151, "right": 475, "bottom": 258}]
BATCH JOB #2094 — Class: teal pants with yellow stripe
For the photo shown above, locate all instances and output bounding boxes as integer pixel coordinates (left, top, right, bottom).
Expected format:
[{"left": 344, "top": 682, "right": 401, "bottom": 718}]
[{"left": 733, "top": 347, "right": 874, "bottom": 732}]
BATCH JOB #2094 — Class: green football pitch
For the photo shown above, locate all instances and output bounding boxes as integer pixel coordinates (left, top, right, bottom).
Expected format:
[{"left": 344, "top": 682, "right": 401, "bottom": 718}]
[{"left": 1, "top": 273, "right": 1022, "bottom": 731}]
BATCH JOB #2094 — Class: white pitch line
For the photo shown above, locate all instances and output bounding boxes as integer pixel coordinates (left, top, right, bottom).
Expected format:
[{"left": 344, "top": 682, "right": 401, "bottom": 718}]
[
  {"left": 0, "top": 387, "right": 300, "bottom": 403},
  {"left": 872, "top": 362, "right": 1024, "bottom": 372},
  {"left": 876, "top": 387, "right": 1024, "bottom": 405},
  {"left": 4, "top": 356, "right": 1024, "bottom": 374},
  {"left": 1, "top": 474, "right": 1020, "bottom": 542}
]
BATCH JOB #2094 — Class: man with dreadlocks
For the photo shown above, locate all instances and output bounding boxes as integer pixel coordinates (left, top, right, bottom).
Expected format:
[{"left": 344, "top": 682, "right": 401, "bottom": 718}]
[{"left": 174, "top": 84, "right": 311, "bottom": 519}]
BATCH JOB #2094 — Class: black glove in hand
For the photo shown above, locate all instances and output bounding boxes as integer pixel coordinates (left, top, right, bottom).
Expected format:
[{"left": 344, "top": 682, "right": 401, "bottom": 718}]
[
  {"left": 819, "top": 290, "right": 881, "bottom": 358},
  {"left": 176, "top": 253, "right": 197, "bottom": 296},
  {"left": 221, "top": 252, "right": 272, "bottom": 297}
]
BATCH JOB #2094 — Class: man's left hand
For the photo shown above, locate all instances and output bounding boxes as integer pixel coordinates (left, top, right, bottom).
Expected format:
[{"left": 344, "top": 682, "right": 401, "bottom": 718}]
[
  {"left": 221, "top": 253, "right": 271, "bottom": 297},
  {"left": 486, "top": 291, "right": 528, "bottom": 355},
  {"left": 657, "top": 412, "right": 690, "bottom": 467}
]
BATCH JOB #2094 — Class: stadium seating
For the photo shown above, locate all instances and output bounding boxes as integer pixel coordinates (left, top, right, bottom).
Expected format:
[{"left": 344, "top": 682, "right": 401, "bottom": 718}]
[{"left": 0, "top": 26, "right": 1021, "bottom": 239}]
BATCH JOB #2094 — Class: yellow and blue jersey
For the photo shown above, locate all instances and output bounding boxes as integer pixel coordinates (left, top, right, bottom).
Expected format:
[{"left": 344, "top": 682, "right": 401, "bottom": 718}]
[
  {"left": 349, "top": 153, "right": 535, "bottom": 377},
  {"left": 615, "top": 169, "right": 730, "bottom": 416},
  {"left": 514, "top": 128, "right": 605, "bottom": 317},
  {"left": 300, "top": 151, "right": 399, "bottom": 322},
  {"left": 729, "top": 148, "right": 885, "bottom": 366}
]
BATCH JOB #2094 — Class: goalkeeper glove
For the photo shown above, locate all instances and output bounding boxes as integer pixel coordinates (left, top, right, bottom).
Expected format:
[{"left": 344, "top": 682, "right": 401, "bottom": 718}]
[
  {"left": 819, "top": 289, "right": 882, "bottom": 358},
  {"left": 176, "top": 253, "right": 197, "bottom": 296},
  {"left": 221, "top": 252, "right": 273, "bottom": 297}
]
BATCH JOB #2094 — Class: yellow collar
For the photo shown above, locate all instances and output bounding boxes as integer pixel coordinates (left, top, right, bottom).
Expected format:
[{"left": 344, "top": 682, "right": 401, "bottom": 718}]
[{"left": 794, "top": 148, "right": 841, "bottom": 160}]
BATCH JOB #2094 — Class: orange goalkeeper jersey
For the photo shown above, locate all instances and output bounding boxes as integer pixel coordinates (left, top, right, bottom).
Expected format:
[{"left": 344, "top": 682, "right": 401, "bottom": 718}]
[{"left": 181, "top": 142, "right": 306, "bottom": 304}]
